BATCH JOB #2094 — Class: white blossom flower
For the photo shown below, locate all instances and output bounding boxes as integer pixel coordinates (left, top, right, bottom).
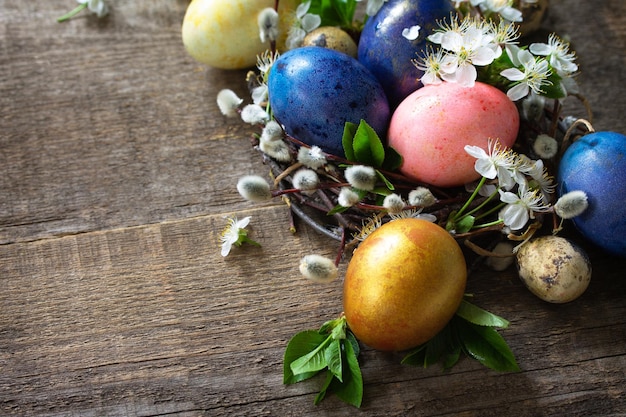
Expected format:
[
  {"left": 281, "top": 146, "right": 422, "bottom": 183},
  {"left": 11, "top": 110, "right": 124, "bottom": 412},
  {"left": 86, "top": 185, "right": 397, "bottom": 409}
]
[
  {"left": 559, "top": 75, "right": 580, "bottom": 97},
  {"left": 216, "top": 89, "right": 243, "bottom": 117},
  {"left": 533, "top": 134, "right": 558, "bottom": 159},
  {"left": 438, "top": 24, "right": 497, "bottom": 87},
  {"left": 383, "top": 193, "right": 405, "bottom": 214},
  {"left": 529, "top": 33, "right": 578, "bottom": 76},
  {"left": 237, "top": 175, "right": 272, "bottom": 202},
  {"left": 427, "top": 17, "right": 498, "bottom": 86},
  {"left": 299, "top": 254, "right": 338, "bottom": 283},
  {"left": 285, "top": 1, "right": 321, "bottom": 49},
  {"left": 498, "top": 184, "right": 550, "bottom": 230},
  {"left": 338, "top": 187, "right": 361, "bottom": 207},
  {"left": 521, "top": 158, "right": 555, "bottom": 201},
  {"left": 413, "top": 47, "right": 448, "bottom": 86},
  {"left": 257, "top": 7, "right": 280, "bottom": 44},
  {"left": 256, "top": 50, "right": 280, "bottom": 78},
  {"left": 408, "top": 187, "right": 437, "bottom": 207},
  {"left": 475, "top": 0, "right": 523, "bottom": 22},
  {"left": 554, "top": 190, "right": 588, "bottom": 219},
  {"left": 83, "top": 0, "right": 108, "bottom": 17},
  {"left": 297, "top": 145, "right": 327, "bottom": 169},
  {"left": 489, "top": 20, "right": 520, "bottom": 58},
  {"left": 366, "top": 0, "right": 388, "bottom": 16},
  {"left": 240, "top": 104, "right": 270, "bottom": 125},
  {"left": 402, "top": 25, "right": 421, "bottom": 41},
  {"left": 344, "top": 165, "right": 377, "bottom": 191},
  {"left": 501, "top": 47, "right": 552, "bottom": 101},
  {"left": 59, "top": 0, "right": 109, "bottom": 21},
  {"left": 220, "top": 216, "right": 259, "bottom": 257},
  {"left": 292, "top": 169, "right": 320, "bottom": 191},
  {"left": 464, "top": 140, "right": 517, "bottom": 189}
]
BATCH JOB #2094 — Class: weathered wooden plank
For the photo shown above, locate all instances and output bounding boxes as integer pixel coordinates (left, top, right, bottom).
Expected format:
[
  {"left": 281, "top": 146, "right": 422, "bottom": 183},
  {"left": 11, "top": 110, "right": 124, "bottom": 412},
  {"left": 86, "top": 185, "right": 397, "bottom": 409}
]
[
  {"left": 0, "top": 1, "right": 268, "bottom": 244},
  {"left": 1, "top": 208, "right": 625, "bottom": 415},
  {"left": 1, "top": 0, "right": 626, "bottom": 416}
]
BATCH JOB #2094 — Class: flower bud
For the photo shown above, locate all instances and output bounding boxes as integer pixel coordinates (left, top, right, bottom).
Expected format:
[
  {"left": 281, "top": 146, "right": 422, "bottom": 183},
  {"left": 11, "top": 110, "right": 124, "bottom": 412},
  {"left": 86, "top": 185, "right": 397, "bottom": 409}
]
[
  {"left": 299, "top": 255, "right": 338, "bottom": 283},
  {"left": 236, "top": 175, "right": 272, "bottom": 202}
]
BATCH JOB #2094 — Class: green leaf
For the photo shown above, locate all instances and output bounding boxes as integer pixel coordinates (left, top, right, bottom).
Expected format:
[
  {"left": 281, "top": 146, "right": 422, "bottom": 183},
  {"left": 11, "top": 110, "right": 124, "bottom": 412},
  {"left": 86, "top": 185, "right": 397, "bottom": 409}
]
[
  {"left": 458, "top": 321, "right": 520, "bottom": 372},
  {"left": 346, "top": 331, "right": 360, "bottom": 357},
  {"left": 456, "top": 300, "right": 510, "bottom": 328},
  {"left": 455, "top": 214, "right": 476, "bottom": 233},
  {"left": 382, "top": 145, "right": 403, "bottom": 171},
  {"left": 313, "top": 370, "right": 334, "bottom": 405},
  {"left": 330, "top": 339, "right": 363, "bottom": 407},
  {"left": 541, "top": 72, "right": 567, "bottom": 99},
  {"left": 375, "top": 170, "right": 395, "bottom": 192},
  {"left": 325, "top": 339, "right": 343, "bottom": 382},
  {"left": 401, "top": 347, "right": 426, "bottom": 367},
  {"left": 283, "top": 330, "right": 328, "bottom": 384},
  {"left": 423, "top": 323, "right": 455, "bottom": 367},
  {"left": 342, "top": 121, "right": 358, "bottom": 161},
  {"left": 308, "top": 0, "right": 357, "bottom": 28},
  {"left": 442, "top": 345, "right": 462, "bottom": 370},
  {"left": 401, "top": 321, "right": 461, "bottom": 369},
  {"left": 326, "top": 204, "right": 350, "bottom": 215},
  {"left": 290, "top": 335, "right": 332, "bottom": 376},
  {"left": 353, "top": 120, "right": 385, "bottom": 167}
]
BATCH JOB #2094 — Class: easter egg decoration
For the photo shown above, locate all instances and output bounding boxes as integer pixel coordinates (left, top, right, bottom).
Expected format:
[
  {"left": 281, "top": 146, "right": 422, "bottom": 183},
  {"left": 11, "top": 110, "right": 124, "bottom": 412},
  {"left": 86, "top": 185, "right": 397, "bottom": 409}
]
[
  {"left": 358, "top": 0, "right": 455, "bottom": 107},
  {"left": 344, "top": 219, "right": 467, "bottom": 352},
  {"left": 181, "top": 0, "right": 298, "bottom": 69},
  {"left": 268, "top": 47, "right": 390, "bottom": 157},
  {"left": 388, "top": 81, "right": 519, "bottom": 187},
  {"left": 516, "top": 236, "right": 592, "bottom": 303},
  {"left": 303, "top": 26, "right": 358, "bottom": 58},
  {"left": 558, "top": 131, "right": 626, "bottom": 257}
]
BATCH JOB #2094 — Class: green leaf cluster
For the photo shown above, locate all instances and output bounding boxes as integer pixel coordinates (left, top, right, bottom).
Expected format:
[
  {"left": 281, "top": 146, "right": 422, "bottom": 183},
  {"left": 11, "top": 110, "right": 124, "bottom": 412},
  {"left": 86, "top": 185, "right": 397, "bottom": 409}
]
[
  {"left": 342, "top": 120, "right": 402, "bottom": 171},
  {"left": 402, "top": 300, "right": 520, "bottom": 372},
  {"left": 307, "top": 0, "right": 361, "bottom": 30},
  {"left": 284, "top": 316, "right": 363, "bottom": 407}
]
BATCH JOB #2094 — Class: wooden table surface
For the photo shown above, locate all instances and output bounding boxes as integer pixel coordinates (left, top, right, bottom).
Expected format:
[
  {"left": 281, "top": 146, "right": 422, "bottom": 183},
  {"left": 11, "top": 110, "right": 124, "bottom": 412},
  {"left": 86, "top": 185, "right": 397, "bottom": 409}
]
[{"left": 1, "top": 1, "right": 625, "bottom": 415}]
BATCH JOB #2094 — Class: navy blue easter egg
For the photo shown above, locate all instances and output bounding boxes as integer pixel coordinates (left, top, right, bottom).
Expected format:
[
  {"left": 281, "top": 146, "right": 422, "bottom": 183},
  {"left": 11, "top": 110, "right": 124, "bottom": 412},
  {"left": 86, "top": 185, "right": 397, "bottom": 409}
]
[
  {"left": 558, "top": 131, "right": 626, "bottom": 257},
  {"left": 268, "top": 46, "right": 390, "bottom": 157},
  {"left": 358, "top": 0, "right": 454, "bottom": 107}
]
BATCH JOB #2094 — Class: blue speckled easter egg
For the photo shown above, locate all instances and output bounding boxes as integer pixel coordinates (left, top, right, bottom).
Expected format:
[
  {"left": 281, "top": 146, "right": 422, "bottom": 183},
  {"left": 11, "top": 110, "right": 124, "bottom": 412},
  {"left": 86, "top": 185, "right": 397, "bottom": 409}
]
[
  {"left": 558, "top": 131, "right": 626, "bottom": 257},
  {"left": 358, "top": 0, "right": 454, "bottom": 107},
  {"left": 268, "top": 47, "right": 390, "bottom": 157}
]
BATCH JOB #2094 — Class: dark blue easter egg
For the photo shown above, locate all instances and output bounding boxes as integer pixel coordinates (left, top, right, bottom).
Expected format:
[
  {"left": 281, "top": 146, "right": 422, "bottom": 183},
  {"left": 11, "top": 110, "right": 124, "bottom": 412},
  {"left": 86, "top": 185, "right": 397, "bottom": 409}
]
[
  {"left": 268, "top": 46, "right": 390, "bottom": 157},
  {"left": 558, "top": 131, "right": 626, "bottom": 257},
  {"left": 358, "top": 0, "right": 454, "bottom": 107}
]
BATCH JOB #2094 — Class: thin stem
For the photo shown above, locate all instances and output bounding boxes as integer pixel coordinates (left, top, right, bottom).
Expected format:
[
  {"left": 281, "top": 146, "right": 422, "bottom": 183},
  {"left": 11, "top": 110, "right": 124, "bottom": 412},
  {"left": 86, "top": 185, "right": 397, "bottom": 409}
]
[
  {"left": 454, "top": 176, "right": 487, "bottom": 220},
  {"left": 473, "top": 201, "right": 505, "bottom": 221},
  {"left": 472, "top": 218, "right": 504, "bottom": 229},
  {"left": 463, "top": 189, "right": 499, "bottom": 218},
  {"left": 57, "top": 3, "right": 87, "bottom": 22}
]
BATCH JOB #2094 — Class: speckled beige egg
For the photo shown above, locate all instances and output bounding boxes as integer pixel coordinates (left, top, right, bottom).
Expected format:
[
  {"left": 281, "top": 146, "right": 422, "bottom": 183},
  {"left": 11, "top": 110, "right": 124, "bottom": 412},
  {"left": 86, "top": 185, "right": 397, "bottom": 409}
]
[
  {"left": 303, "top": 27, "right": 358, "bottom": 58},
  {"left": 516, "top": 236, "right": 591, "bottom": 303}
]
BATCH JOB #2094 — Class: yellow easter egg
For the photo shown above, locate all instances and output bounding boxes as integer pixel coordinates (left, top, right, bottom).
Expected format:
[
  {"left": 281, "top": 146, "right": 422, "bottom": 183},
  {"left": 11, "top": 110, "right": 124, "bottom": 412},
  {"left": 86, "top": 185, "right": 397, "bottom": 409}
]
[{"left": 182, "top": 0, "right": 298, "bottom": 69}]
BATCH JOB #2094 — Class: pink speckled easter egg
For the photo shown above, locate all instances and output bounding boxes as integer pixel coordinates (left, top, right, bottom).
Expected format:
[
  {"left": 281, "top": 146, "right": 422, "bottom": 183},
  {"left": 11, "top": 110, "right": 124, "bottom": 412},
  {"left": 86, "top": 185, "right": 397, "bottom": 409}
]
[{"left": 388, "top": 81, "right": 519, "bottom": 187}]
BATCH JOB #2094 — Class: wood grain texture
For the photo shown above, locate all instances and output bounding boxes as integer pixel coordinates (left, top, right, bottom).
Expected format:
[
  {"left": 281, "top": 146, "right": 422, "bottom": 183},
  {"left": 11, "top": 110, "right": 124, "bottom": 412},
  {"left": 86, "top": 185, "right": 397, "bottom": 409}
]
[{"left": 1, "top": 0, "right": 626, "bottom": 416}]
